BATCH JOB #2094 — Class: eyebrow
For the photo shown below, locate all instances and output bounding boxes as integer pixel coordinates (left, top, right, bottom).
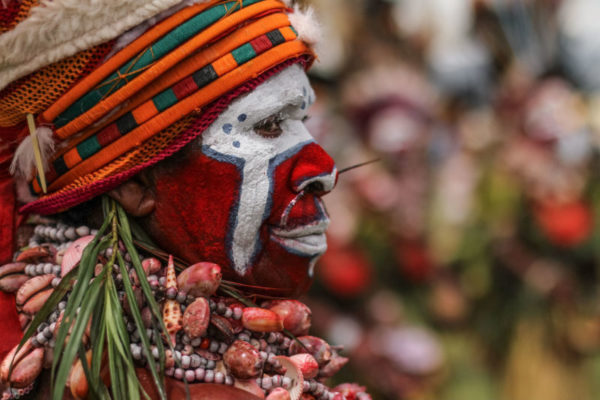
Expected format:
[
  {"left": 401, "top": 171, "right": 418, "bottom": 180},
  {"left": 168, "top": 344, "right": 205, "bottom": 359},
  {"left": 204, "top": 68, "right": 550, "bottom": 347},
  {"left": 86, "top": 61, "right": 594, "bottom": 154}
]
[{"left": 239, "top": 80, "right": 307, "bottom": 120}]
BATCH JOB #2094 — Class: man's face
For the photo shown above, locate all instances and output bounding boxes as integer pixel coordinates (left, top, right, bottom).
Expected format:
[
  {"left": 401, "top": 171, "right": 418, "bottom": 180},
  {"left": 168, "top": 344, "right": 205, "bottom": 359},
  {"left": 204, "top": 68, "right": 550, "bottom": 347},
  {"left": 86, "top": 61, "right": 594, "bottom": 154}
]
[{"left": 146, "top": 65, "right": 337, "bottom": 297}]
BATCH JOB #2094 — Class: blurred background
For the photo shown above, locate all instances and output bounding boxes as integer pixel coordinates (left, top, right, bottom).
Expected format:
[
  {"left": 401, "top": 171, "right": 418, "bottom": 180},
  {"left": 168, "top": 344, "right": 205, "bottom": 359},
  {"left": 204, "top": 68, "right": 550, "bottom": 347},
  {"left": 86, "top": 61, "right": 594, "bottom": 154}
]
[{"left": 297, "top": 0, "right": 600, "bottom": 399}]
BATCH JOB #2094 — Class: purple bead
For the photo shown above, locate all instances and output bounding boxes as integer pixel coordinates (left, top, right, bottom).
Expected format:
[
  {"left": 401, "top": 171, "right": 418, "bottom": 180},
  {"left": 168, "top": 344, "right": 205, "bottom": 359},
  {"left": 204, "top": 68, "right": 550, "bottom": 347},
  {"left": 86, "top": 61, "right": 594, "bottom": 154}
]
[
  {"left": 176, "top": 291, "right": 187, "bottom": 303},
  {"left": 262, "top": 377, "right": 272, "bottom": 390},
  {"left": 303, "top": 381, "right": 310, "bottom": 392},
  {"left": 174, "top": 368, "right": 184, "bottom": 380},
  {"left": 181, "top": 355, "right": 191, "bottom": 369},
  {"left": 184, "top": 370, "right": 195, "bottom": 382},
  {"left": 166, "top": 287, "right": 177, "bottom": 299}
]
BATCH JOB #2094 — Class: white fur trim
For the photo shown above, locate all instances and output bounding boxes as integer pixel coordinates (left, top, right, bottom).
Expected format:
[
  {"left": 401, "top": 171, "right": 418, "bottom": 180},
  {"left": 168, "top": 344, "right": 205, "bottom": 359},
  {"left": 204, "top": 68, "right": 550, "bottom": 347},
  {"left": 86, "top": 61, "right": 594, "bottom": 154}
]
[
  {"left": 10, "top": 126, "right": 55, "bottom": 178},
  {"left": 287, "top": 5, "right": 321, "bottom": 47},
  {"left": 0, "top": 0, "right": 188, "bottom": 91}
]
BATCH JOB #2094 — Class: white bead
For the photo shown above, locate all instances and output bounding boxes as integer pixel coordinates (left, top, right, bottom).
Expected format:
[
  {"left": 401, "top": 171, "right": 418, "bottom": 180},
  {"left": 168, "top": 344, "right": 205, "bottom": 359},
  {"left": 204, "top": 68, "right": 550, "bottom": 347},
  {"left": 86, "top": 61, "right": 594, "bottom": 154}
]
[
  {"left": 181, "top": 355, "right": 190, "bottom": 369},
  {"left": 76, "top": 226, "right": 90, "bottom": 236},
  {"left": 65, "top": 228, "right": 76, "bottom": 240},
  {"left": 43, "top": 263, "right": 53, "bottom": 274}
]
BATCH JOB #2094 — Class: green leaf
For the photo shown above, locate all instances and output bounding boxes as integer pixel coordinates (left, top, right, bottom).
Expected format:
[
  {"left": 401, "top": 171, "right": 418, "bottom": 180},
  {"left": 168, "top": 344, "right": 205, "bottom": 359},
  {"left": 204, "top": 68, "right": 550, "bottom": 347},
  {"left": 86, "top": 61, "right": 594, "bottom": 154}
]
[
  {"left": 116, "top": 203, "right": 190, "bottom": 399},
  {"left": 117, "top": 251, "right": 165, "bottom": 400},
  {"left": 129, "top": 218, "right": 159, "bottom": 249},
  {"left": 52, "top": 269, "right": 104, "bottom": 400},
  {"left": 51, "top": 234, "right": 110, "bottom": 390},
  {"left": 104, "top": 274, "right": 141, "bottom": 400}
]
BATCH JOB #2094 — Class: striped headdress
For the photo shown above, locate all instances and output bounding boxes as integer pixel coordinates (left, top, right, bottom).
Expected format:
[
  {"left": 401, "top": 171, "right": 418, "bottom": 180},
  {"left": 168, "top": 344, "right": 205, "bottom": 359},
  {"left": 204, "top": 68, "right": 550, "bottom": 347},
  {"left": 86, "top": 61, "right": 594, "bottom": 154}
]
[{"left": 0, "top": 0, "right": 319, "bottom": 222}]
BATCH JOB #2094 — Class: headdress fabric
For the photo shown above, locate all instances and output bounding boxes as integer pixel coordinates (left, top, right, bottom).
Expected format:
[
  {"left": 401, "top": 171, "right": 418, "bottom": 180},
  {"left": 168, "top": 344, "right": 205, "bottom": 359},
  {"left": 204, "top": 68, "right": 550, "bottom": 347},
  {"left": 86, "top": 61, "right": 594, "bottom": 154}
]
[{"left": 0, "top": 0, "right": 316, "bottom": 215}]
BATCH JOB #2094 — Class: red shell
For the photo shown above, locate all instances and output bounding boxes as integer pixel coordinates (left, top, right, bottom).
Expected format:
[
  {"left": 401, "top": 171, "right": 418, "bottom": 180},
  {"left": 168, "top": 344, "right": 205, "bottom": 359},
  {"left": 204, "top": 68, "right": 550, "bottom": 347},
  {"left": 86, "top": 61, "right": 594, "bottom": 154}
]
[
  {"left": 223, "top": 340, "right": 263, "bottom": 379},
  {"left": 182, "top": 298, "right": 210, "bottom": 339},
  {"left": 61, "top": 236, "right": 94, "bottom": 277},
  {"left": 267, "top": 300, "right": 311, "bottom": 336},
  {"left": 176, "top": 262, "right": 222, "bottom": 297},
  {"left": 242, "top": 308, "right": 283, "bottom": 333}
]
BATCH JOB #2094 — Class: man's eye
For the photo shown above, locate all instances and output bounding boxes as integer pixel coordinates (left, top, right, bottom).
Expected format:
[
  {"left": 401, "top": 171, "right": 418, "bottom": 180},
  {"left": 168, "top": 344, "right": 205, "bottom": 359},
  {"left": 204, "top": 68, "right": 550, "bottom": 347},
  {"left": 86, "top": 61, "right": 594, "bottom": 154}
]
[{"left": 254, "top": 113, "right": 284, "bottom": 137}]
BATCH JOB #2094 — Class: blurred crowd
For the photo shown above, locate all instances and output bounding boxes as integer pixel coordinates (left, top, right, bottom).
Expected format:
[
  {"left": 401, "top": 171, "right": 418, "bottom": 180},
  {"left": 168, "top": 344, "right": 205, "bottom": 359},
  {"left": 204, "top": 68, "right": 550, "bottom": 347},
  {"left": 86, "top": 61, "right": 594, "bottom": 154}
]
[{"left": 299, "top": 0, "right": 600, "bottom": 399}]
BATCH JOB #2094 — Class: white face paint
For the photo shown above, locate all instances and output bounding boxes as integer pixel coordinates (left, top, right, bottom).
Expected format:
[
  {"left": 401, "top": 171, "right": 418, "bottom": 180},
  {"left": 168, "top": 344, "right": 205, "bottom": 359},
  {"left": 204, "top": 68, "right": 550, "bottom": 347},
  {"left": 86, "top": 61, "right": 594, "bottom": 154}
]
[{"left": 200, "top": 64, "right": 337, "bottom": 275}]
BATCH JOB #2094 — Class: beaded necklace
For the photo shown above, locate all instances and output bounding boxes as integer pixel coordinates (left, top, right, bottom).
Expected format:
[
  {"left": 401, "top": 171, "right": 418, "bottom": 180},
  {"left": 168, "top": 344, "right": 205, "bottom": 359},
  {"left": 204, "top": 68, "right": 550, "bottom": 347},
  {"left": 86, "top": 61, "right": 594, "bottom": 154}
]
[{"left": 0, "top": 220, "right": 370, "bottom": 400}]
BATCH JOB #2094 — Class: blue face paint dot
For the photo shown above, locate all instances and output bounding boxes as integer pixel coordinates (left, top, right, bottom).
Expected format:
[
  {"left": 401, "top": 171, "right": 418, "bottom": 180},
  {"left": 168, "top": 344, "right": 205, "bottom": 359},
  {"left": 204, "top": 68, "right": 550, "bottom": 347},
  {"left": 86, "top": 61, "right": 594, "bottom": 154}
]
[
  {"left": 301, "top": 101, "right": 306, "bottom": 110},
  {"left": 237, "top": 113, "right": 247, "bottom": 122},
  {"left": 233, "top": 141, "right": 240, "bottom": 148},
  {"left": 222, "top": 123, "right": 233, "bottom": 134},
  {"left": 308, "top": 96, "right": 313, "bottom": 105},
  {"left": 303, "top": 87, "right": 307, "bottom": 97}
]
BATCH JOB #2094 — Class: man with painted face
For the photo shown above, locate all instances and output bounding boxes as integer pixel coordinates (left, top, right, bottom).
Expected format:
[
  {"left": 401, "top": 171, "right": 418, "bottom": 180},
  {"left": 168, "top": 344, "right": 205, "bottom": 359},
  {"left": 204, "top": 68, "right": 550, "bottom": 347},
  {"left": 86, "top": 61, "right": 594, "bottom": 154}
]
[
  {"left": 124, "top": 65, "right": 337, "bottom": 299},
  {"left": 0, "top": 0, "right": 369, "bottom": 399}
]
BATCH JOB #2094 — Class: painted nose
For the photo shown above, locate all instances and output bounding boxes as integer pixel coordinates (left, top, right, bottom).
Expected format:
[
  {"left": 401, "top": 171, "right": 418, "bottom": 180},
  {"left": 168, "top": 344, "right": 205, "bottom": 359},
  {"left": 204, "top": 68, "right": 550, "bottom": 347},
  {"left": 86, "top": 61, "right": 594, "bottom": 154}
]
[{"left": 291, "top": 143, "right": 337, "bottom": 195}]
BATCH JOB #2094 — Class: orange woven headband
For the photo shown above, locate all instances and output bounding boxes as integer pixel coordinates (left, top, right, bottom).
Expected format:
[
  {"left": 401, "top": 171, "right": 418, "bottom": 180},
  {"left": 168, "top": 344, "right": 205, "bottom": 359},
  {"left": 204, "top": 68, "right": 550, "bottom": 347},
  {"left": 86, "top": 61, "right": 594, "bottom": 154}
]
[{"left": 25, "top": 0, "right": 314, "bottom": 197}]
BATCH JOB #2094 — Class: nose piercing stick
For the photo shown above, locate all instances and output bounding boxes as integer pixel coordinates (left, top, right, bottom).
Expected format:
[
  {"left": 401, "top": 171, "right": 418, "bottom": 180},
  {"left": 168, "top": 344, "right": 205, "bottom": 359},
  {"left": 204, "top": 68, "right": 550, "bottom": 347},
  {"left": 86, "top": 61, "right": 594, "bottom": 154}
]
[{"left": 337, "top": 158, "right": 380, "bottom": 175}]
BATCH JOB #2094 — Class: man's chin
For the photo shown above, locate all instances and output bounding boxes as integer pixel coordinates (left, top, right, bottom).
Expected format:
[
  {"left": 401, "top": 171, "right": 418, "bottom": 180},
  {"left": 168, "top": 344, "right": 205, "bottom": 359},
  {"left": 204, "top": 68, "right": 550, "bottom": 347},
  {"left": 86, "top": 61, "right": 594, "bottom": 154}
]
[{"left": 223, "top": 240, "right": 320, "bottom": 298}]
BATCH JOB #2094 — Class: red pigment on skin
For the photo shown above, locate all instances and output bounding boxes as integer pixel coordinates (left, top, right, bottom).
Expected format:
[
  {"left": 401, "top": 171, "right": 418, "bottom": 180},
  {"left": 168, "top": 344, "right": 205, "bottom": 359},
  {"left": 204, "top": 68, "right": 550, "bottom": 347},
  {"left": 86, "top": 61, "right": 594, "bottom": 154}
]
[{"left": 145, "top": 139, "right": 336, "bottom": 298}]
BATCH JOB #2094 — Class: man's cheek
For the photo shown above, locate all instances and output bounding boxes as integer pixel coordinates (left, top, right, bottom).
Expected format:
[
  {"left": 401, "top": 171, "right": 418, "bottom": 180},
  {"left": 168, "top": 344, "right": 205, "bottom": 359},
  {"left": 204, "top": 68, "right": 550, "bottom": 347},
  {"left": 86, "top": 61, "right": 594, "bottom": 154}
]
[{"left": 151, "top": 155, "right": 242, "bottom": 266}]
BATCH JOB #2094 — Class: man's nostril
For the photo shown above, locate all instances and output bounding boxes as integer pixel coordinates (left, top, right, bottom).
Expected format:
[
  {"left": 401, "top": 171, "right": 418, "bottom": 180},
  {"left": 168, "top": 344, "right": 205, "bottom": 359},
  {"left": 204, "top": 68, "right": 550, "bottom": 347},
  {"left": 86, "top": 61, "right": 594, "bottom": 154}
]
[{"left": 305, "top": 181, "right": 324, "bottom": 193}]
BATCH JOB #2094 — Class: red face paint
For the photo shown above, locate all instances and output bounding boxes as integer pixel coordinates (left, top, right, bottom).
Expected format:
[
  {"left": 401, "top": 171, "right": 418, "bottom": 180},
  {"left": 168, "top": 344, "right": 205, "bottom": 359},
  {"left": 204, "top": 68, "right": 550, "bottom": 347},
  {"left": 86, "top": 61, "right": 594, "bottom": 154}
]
[{"left": 146, "top": 141, "right": 336, "bottom": 297}]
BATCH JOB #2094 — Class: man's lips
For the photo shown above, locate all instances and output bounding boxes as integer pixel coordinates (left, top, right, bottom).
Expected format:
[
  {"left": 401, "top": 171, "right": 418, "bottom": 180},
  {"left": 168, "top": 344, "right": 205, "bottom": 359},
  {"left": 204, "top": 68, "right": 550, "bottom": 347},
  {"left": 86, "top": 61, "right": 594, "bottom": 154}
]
[{"left": 269, "top": 218, "right": 329, "bottom": 257}]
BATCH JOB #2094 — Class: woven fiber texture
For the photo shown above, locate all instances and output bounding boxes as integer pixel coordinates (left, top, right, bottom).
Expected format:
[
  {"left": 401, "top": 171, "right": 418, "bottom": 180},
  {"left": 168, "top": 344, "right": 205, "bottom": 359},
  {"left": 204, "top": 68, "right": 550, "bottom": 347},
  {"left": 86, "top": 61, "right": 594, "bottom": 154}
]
[
  {"left": 0, "top": 0, "right": 38, "bottom": 34},
  {"left": 0, "top": 41, "right": 115, "bottom": 127}
]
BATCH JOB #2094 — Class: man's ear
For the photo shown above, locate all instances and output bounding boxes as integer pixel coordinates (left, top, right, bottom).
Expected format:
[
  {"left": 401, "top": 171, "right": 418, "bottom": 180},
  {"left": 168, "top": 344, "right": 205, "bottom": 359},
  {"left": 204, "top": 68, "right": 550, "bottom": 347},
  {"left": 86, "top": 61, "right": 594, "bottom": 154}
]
[{"left": 107, "top": 177, "right": 155, "bottom": 217}]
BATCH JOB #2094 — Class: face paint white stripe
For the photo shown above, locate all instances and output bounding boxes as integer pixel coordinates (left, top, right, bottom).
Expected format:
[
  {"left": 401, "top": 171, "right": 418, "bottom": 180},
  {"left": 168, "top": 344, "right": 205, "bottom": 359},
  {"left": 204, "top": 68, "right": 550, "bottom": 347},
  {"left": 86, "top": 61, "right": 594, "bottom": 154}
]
[{"left": 199, "top": 65, "right": 324, "bottom": 276}]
